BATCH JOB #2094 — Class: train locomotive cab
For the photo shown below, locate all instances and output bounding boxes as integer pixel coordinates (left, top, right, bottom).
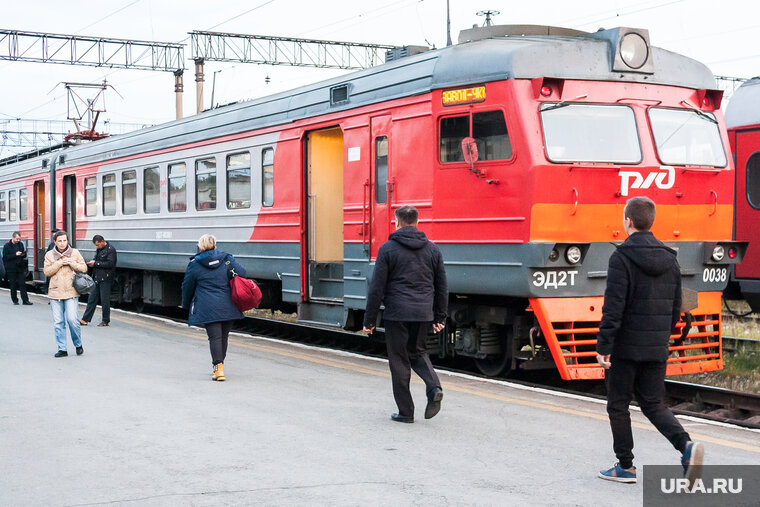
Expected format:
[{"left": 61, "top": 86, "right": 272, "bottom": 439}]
[{"left": 427, "top": 26, "right": 746, "bottom": 379}]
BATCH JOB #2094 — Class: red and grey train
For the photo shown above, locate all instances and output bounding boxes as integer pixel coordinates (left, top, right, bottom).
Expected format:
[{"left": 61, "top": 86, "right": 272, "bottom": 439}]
[
  {"left": 725, "top": 78, "right": 760, "bottom": 313},
  {"left": 0, "top": 25, "right": 746, "bottom": 379}
]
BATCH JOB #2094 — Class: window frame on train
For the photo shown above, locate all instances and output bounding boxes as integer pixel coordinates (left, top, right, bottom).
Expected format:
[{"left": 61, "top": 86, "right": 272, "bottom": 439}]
[
  {"left": 19, "top": 188, "right": 28, "bottom": 221},
  {"left": 122, "top": 170, "right": 137, "bottom": 215},
  {"left": 195, "top": 157, "right": 217, "bottom": 211},
  {"left": 8, "top": 189, "right": 17, "bottom": 221},
  {"left": 0, "top": 191, "right": 5, "bottom": 221},
  {"left": 439, "top": 109, "right": 513, "bottom": 164},
  {"left": 102, "top": 173, "right": 117, "bottom": 216},
  {"left": 746, "top": 151, "right": 760, "bottom": 210},
  {"left": 226, "top": 152, "right": 251, "bottom": 210},
  {"left": 143, "top": 166, "right": 160, "bottom": 214},
  {"left": 85, "top": 177, "right": 97, "bottom": 217},
  {"left": 375, "top": 136, "right": 388, "bottom": 203},
  {"left": 647, "top": 106, "right": 728, "bottom": 168},
  {"left": 262, "top": 147, "right": 274, "bottom": 207},
  {"left": 168, "top": 162, "right": 187, "bottom": 213},
  {"left": 540, "top": 102, "right": 642, "bottom": 164}
]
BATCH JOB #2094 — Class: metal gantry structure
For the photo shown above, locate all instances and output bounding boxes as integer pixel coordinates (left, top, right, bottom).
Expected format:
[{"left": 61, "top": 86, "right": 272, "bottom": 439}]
[
  {"left": 0, "top": 29, "right": 184, "bottom": 71},
  {"left": 190, "top": 30, "right": 396, "bottom": 69},
  {"left": 0, "top": 29, "right": 186, "bottom": 120},
  {"left": 189, "top": 30, "right": 399, "bottom": 113}
]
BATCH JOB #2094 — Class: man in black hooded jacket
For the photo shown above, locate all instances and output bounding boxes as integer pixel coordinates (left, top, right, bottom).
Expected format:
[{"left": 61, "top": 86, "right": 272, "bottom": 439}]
[
  {"left": 596, "top": 196, "right": 703, "bottom": 485},
  {"left": 363, "top": 205, "right": 448, "bottom": 423}
]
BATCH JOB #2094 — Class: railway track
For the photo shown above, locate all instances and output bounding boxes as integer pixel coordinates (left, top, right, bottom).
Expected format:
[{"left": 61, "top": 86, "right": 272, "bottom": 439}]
[{"left": 234, "top": 313, "right": 760, "bottom": 429}]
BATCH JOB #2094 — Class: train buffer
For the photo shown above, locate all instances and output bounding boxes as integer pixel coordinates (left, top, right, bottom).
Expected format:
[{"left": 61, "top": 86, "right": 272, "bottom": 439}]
[{"left": 2, "top": 289, "right": 759, "bottom": 505}]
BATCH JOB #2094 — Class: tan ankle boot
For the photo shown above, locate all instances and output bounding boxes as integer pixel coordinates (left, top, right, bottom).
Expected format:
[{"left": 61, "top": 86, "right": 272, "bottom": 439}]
[{"left": 212, "top": 363, "right": 226, "bottom": 381}]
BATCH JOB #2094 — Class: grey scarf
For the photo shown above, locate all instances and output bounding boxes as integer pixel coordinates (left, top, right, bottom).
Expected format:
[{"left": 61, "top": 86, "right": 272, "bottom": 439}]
[{"left": 52, "top": 245, "right": 73, "bottom": 260}]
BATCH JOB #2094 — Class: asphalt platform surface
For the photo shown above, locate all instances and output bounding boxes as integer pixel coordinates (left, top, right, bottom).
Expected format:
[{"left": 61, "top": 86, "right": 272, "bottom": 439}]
[{"left": 1, "top": 289, "right": 758, "bottom": 506}]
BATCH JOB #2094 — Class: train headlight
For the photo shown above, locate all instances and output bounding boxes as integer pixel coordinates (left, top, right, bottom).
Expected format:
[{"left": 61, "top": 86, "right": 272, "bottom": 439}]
[
  {"left": 548, "top": 248, "right": 559, "bottom": 262},
  {"left": 619, "top": 32, "right": 649, "bottom": 69},
  {"left": 728, "top": 247, "right": 737, "bottom": 259},
  {"left": 711, "top": 245, "right": 725, "bottom": 262},
  {"left": 566, "top": 246, "right": 582, "bottom": 264}
]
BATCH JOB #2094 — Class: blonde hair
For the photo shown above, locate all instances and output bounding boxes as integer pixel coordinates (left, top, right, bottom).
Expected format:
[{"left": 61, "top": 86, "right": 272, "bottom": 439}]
[{"left": 197, "top": 234, "right": 217, "bottom": 252}]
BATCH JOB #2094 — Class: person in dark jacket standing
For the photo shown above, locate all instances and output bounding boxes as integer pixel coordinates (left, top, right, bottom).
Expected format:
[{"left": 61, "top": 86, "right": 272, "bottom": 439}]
[
  {"left": 596, "top": 197, "right": 703, "bottom": 485},
  {"left": 181, "top": 234, "right": 246, "bottom": 381},
  {"left": 363, "top": 205, "right": 448, "bottom": 423},
  {"left": 3, "top": 232, "right": 32, "bottom": 305},
  {"left": 81, "top": 235, "right": 117, "bottom": 327}
]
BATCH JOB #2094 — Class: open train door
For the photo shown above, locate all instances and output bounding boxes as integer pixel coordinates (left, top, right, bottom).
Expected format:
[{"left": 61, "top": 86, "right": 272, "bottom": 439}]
[
  {"left": 33, "top": 180, "right": 46, "bottom": 281},
  {"left": 369, "top": 115, "right": 393, "bottom": 259},
  {"left": 734, "top": 130, "right": 760, "bottom": 310},
  {"left": 305, "top": 127, "right": 345, "bottom": 302}
]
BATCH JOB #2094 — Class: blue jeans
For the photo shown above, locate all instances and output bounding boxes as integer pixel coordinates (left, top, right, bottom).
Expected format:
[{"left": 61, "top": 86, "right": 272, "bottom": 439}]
[{"left": 51, "top": 298, "right": 82, "bottom": 351}]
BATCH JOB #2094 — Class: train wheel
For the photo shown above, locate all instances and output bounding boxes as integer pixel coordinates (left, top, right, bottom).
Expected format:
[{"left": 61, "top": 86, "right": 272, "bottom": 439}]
[
  {"left": 474, "top": 352, "right": 511, "bottom": 377},
  {"left": 133, "top": 298, "right": 145, "bottom": 313}
]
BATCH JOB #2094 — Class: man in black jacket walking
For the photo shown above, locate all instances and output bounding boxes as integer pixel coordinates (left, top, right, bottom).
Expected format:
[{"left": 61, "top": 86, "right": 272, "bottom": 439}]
[
  {"left": 3, "top": 232, "right": 32, "bottom": 305},
  {"left": 363, "top": 205, "right": 448, "bottom": 423},
  {"left": 596, "top": 197, "right": 702, "bottom": 485},
  {"left": 81, "top": 235, "right": 117, "bottom": 327}
]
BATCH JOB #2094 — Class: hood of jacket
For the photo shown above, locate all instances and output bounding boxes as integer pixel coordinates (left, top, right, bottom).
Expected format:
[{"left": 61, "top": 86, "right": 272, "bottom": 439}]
[
  {"left": 192, "top": 249, "right": 228, "bottom": 270},
  {"left": 617, "top": 231, "right": 678, "bottom": 276},
  {"left": 389, "top": 226, "right": 429, "bottom": 250}
]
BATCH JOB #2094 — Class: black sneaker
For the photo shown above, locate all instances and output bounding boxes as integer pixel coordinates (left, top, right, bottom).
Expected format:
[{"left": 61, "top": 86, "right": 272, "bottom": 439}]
[
  {"left": 22, "top": 301, "right": 33, "bottom": 305},
  {"left": 12, "top": 301, "right": 19, "bottom": 305},
  {"left": 76, "top": 346, "right": 84, "bottom": 356},
  {"left": 54, "top": 350, "right": 68, "bottom": 357}
]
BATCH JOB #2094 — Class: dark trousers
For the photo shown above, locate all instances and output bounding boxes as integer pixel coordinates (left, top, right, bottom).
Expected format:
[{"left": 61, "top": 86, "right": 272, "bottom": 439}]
[
  {"left": 205, "top": 321, "right": 233, "bottom": 365},
  {"left": 605, "top": 358, "right": 691, "bottom": 469},
  {"left": 82, "top": 280, "right": 113, "bottom": 323},
  {"left": 7, "top": 271, "right": 29, "bottom": 304},
  {"left": 384, "top": 320, "right": 441, "bottom": 417}
]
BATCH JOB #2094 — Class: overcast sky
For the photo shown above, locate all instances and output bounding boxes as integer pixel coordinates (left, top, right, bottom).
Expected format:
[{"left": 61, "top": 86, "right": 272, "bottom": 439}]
[{"left": 2, "top": 0, "right": 759, "bottom": 156}]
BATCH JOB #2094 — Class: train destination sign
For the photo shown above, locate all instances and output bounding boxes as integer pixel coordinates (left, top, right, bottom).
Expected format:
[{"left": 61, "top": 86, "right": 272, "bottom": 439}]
[{"left": 442, "top": 86, "right": 486, "bottom": 106}]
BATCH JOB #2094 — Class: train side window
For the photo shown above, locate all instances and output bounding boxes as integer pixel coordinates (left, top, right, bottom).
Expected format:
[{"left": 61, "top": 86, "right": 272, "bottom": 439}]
[
  {"left": 440, "top": 115, "right": 469, "bottom": 162},
  {"left": 473, "top": 110, "right": 512, "bottom": 160},
  {"left": 168, "top": 163, "right": 187, "bottom": 212},
  {"left": 102, "top": 173, "right": 117, "bottom": 216},
  {"left": 19, "top": 189, "right": 28, "bottom": 221},
  {"left": 375, "top": 136, "right": 388, "bottom": 203},
  {"left": 8, "top": 190, "right": 17, "bottom": 221},
  {"left": 195, "top": 158, "right": 217, "bottom": 211},
  {"left": 0, "top": 191, "right": 5, "bottom": 221},
  {"left": 85, "top": 177, "right": 97, "bottom": 217},
  {"left": 122, "top": 170, "right": 137, "bottom": 215},
  {"left": 227, "top": 152, "right": 251, "bottom": 209},
  {"left": 747, "top": 152, "right": 760, "bottom": 209},
  {"left": 262, "top": 148, "right": 274, "bottom": 207},
  {"left": 144, "top": 167, "right": 160, "bottom": 213}
]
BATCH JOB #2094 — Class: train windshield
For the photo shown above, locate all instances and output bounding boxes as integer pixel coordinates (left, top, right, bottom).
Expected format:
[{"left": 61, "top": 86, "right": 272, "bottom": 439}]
[
  {"left": 648, "top": 108, "right": 727, "bottom": 167},
  {"left": 540, "top": 103, "right": 641, "bottom": 164}
]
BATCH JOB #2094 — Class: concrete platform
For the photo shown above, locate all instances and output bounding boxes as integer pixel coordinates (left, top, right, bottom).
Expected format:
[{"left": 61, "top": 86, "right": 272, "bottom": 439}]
[{"left": 1, "top": 289, "right": 758, "bottom": 506}]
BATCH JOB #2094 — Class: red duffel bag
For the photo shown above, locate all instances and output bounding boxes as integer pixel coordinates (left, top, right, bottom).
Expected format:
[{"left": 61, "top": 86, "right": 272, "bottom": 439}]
[{"left": 226, "top": 258, "right": 262, "bottom": 312}]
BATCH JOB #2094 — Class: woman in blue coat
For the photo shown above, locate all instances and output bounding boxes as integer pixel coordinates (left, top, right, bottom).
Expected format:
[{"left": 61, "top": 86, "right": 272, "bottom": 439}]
[{"left": 181, "top": 234, "right": 246, "bottom": 381}]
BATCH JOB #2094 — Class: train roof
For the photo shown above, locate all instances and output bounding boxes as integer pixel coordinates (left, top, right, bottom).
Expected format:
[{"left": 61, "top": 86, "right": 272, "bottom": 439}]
[
  {"left": 1, "top": 27, "right": 717, "bottom": 179},
  {"left": 725, "top": 77, "right": 760, "bottom": 129}
]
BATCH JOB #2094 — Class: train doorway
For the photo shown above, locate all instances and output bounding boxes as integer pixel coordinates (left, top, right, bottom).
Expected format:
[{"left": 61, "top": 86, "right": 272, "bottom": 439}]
[
  {"left": 63, "top": 175, "right": 76, "bottom": 247},
  {"left": 33, "top": 180, "right": 46, "bottom": 279},
  {"left": 305, "top": 127, "right": 344, "bottom": 301}
]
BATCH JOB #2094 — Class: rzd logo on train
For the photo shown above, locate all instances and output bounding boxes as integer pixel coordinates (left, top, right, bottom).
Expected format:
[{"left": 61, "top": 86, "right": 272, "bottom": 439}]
[{"left": 619, "top": 166, "right": 675, "bottom": 196}]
